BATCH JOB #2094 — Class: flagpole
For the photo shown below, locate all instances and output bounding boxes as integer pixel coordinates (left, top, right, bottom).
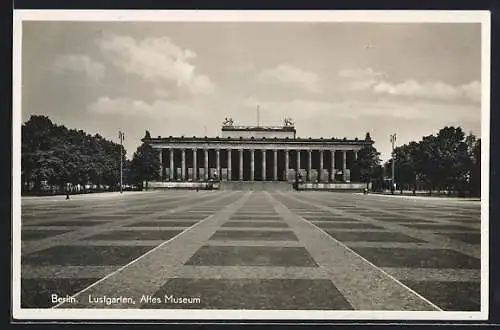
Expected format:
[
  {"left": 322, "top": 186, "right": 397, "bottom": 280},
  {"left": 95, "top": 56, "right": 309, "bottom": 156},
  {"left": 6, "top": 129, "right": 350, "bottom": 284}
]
[
  {"left": 257, "top": 105, "right": 260, "bottom": 127},
  {"left": 119, "top": 131, "right": 124, "bottom": 194},
  {"left": 390, "top": 133, "right": 397, "bottom": 192}
]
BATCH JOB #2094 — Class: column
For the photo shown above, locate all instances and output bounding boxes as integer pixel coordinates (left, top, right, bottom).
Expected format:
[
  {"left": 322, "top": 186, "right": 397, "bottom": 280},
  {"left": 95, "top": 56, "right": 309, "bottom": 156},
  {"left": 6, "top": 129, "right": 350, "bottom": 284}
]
[
  {"left": 216, "top": 149, "right": 220, "bottom": 180},
  {"left": 319, "top": 150, "right": 324, "bottom": 182},
  {"left": 342, "top": 150, "right": 347, "bottom": 182},
  {"left": 330, "top": 149, "right": 335, "bottom": 182},
  {"left": 262, "top": 150, "right": 266, "bottom": 181},
  {"left": 239, "top": 149, "right": 243, "bottom": 181},
  {"left": 227, "top": 149, "right": 232, "bottom": 182},
  {"left": 169, "top": 148, "right": 174, "bottom": 181},
  {"left": 273, "top": 149, "right": 278, "bottom": 181},
  {"left": 204, "top": 149, "right": 209, "bottom": 180},
  {"left": 181, "top": 149, "right": 186, "bottom": 181},
  {"left": 297, "top": 150, "right": 301, "bottom": 172},
  {"left": 285, "top": 150, "right": 289, "bottom": 181},
  {"left": 158, "top": 149, "right": 163, "bottom": 181},
  {"left": 307, "top": 149, "right": 312, "bottom": 182},
  {"left": 192, "top": 148, "right": 197, "bottom": 181},
  {"left": 250, "top": 149, "right": 255, "bottom": 181}
]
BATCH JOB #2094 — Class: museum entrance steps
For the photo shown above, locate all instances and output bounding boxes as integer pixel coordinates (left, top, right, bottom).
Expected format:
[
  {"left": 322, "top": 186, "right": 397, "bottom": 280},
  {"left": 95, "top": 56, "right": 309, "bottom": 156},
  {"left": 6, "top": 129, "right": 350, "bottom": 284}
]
[{"left": 220, "top": 181, "right": 293, "bottom": 191}]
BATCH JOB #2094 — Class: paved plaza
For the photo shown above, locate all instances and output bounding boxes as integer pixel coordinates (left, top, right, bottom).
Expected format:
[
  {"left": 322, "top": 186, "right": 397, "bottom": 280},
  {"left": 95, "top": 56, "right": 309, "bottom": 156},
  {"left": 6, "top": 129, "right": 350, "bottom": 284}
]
[{"left": 19, "top": 190, "right": 482, "bottom": 311}]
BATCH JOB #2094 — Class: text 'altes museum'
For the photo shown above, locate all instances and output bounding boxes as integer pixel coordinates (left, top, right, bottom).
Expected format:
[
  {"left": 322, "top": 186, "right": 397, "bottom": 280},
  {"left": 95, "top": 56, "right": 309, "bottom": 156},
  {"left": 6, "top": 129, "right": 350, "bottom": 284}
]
[{"left": 143, "top": 118, "right": 372, "bottom": 190}]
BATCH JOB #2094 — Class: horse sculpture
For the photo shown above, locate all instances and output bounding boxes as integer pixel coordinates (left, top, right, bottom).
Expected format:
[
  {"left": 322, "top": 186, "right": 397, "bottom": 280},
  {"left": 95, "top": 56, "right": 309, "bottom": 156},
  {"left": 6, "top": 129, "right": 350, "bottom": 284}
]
[
  {"left": 284, "top": 117, "right": 294, "bottom": 126},
  {"left": 223, "top": 117, "right": 234, "bottom": 126}
]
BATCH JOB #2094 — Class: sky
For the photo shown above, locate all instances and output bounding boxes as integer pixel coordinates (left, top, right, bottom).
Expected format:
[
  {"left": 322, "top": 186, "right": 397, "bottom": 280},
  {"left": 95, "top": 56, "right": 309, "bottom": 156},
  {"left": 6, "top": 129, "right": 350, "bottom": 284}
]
[{"left": 21, "top": 20, "right": 483, "bottom": 161}]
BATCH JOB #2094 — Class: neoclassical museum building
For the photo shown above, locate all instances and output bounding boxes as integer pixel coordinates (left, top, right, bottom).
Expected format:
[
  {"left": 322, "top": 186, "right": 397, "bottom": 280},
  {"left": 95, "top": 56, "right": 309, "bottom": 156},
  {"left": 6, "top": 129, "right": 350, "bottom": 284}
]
[{"left": 143, "top": 118, "right": 372, "bottom": 189}]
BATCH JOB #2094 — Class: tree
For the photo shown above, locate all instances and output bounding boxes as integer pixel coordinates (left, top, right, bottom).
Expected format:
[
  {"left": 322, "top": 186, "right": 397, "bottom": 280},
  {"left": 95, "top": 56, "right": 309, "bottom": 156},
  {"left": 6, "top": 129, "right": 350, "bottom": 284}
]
[
  {"left": 389, "top": 142, "right": 419, "bottom": 194},
  {"left": 434, "top": 126, "right": 470, "bottom": 195},
  {"left": 468, "top": 136, "right": 481, "bottom": 196},
  {"left": 354, "top": 132, "right": 382, "bottom": 190},
  {"left": 129, "top": 142, "right": 160, "bottom": 190}
]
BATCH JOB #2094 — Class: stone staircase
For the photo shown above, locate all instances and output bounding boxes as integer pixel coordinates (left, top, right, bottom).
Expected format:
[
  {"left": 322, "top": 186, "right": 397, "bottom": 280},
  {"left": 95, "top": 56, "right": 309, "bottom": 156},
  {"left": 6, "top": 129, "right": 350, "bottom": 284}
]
[{"left": 220, "top": 181, "right": 293, "bottom": 191}]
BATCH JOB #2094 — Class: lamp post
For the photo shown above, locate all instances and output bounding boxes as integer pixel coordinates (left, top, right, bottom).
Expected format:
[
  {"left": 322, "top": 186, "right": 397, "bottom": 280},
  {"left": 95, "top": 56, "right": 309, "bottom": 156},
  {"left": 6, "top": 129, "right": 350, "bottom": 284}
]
[
  {"left": 390, "top": 133, "right": 397, "bottom": 193},
  {"left": 119, "top": 130, "right": 125, "bottom": 194}
]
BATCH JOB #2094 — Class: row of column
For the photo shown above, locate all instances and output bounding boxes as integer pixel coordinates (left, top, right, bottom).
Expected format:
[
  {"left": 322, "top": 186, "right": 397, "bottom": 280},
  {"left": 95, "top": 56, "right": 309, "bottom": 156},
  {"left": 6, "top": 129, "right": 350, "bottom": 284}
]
[{"left": 158, "top": 148, "right": 358, "bottom": 182}]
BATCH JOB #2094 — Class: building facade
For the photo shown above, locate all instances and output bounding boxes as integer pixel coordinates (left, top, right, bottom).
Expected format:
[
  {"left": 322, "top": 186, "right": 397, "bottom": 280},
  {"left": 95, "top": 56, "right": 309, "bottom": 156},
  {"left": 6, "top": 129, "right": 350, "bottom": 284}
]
[{"left": 143, "top": 119, "right": 372, "bottom": 184}]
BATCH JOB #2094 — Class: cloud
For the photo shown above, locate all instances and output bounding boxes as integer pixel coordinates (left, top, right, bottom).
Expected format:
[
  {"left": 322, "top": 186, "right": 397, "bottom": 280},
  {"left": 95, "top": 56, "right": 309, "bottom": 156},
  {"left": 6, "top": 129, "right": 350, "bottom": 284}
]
[
  {"left": 96, "top": 33, "right": 215, "bottom": 95},
  {"left": 51, "top": 54, "right": 105, "bottom": 81},
  {"left": 372, "top": 79, "right": 481, "bottom": 103},
  {"left": 88, "top": 97, "right": 154, "bottom": 117},
  {"left": 243, "top": 97, "right": 480, "bottom": 123},
  {"left": 460, "top": 81, "right": 481, "bottom": 103},
  {"left": 338, "top": 68, "right": 385, "bottom": 80},
  {"left": 336, "top": 67, "right": 387, "bottom": 92},
  {"left": 258, "top": 64, "right": 321, "bottom": 93},
  {"left": 336, "top": 68, "right": 481, "bottom": 104},
  {"left": 87, "top": 96, "right": 208, "bottom": 120}
]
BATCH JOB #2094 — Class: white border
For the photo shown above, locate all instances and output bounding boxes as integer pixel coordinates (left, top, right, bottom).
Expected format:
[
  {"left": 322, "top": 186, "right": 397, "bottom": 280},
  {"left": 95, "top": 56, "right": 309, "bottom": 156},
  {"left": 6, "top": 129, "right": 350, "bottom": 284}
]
[{"left": 12, "top": 10, "right": 491, "bottom": 321}]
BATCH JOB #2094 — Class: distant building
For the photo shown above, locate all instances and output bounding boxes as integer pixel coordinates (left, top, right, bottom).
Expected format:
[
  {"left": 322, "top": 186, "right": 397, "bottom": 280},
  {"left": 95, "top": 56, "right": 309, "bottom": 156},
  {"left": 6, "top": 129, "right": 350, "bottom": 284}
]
[{"left": 142, "top": 118, "right": 372, "bottom": 183}]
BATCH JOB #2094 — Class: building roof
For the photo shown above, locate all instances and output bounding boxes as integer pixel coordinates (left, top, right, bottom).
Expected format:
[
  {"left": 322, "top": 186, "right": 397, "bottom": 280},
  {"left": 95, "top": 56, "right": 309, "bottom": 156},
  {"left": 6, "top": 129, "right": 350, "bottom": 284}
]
[
  {"left": 222, "top": 125, "right": 296, "bottom": 132},
  {"left": 143, "top": 135, "right": 372, "bottom": 145}
]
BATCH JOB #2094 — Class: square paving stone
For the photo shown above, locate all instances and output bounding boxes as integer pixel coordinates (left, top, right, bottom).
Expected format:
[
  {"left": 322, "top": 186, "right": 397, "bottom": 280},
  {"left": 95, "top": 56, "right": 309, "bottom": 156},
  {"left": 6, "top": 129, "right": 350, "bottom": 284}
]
[
  {"left": 233, "top": 212, "right": 279, "bottom": 215},
  {"left": 210, "top": 230, "right": 298, "bottom": 241},
  {"left": 372, "top": 216, "right": 407, "bottom": 220},
  {"left": 403, "top": 224, "right": 475, "bottom": 231},
  {"left": 402, "top": 280, "right": 480, "bottom": 311},
  {"left": 455, "top": 219, "right": 481, "bottom": 223},
  {"left": 440, "top": 232, "right": 481, "bottom": 244},
  {"left": 160, "top": 215, "right": 207, "bottom": 220},
  {"left": 86, "top": 230, "right": 182, "bottom": 240},
  {"left": 125, "top": 221, "right": 198, "bottom": 227},
  {"left": 32, "top": 220, "right": 106, "bottom": 227},
  {"left": 222, "top": 221, "right": 288, "bottom": 228},
  {"left": 313, "top": 222, "right": 383, "bottom": 229},
  {"left": 22, "top": 245, "right": 153, "bottom": 266},
  {"left": 304, "top": 217, "right": 360, "bottom": 222},
  {"left": 350, "top": 247, "right": 480, "bottom": 269},
  {"left": 21, "top": 278, "right": 100, "bottom": 308},
  {"left": 185, "top": 246, "right": 318, "bottom": 267},
  {"left": 22, "top": 230, "right": 71, "bottom": 240},
  {"left": 230, "top": 216, "right": 282, "bottom": 220},
  {"left": 22, "top": 216, "right": 58, "bottom": 222},
  {"left": 143, "top": 278, "right": 352, "bottom": 310},
  {"left": 123, "top": 211, "right": 152, "bottom": 215},
  {"left": 296, "top": 212, "right": 332, "bottom": 216},
  {"left": 374, "top": 218, "right": 434, "bottom": 224},
  {"left": 325, "top": 231, "right": 424, "bottom": 242},
  {"left": 83, "top": 215, "right": 130, "bottom": 220},
  {"left": 348, "top": 212, "right": 387, "bottom": 218}
]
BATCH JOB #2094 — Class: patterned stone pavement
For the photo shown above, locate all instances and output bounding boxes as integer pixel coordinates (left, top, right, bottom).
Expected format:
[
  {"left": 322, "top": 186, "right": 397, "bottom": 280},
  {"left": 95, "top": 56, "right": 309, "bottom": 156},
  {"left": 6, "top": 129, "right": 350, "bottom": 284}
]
[{"left": 19, "top": 190, "right": 482, "bottom": 311}]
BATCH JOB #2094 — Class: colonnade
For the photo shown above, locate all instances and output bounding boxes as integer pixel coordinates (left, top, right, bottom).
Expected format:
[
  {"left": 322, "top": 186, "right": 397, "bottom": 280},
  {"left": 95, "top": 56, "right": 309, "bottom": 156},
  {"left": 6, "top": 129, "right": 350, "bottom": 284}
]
[{"left": 157, "top": 148, "right": 359, "bottom": 182}]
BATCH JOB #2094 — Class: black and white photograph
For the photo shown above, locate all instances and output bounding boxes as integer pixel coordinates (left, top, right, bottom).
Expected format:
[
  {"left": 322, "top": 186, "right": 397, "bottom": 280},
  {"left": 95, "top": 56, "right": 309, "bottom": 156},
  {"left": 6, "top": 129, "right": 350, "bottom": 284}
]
[{"left": 12, "top": 10, "right": 490, "bottom": 320}]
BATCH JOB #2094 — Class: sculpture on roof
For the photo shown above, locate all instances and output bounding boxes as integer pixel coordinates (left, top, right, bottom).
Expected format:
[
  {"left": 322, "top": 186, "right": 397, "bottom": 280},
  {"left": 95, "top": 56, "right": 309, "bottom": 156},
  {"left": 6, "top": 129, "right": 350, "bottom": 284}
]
[
  {"left": 223, "top": 117, "right": 234, "bottom": 127},
  {"left": 283, "top": 117, "right": 294, "bottom": 127}
]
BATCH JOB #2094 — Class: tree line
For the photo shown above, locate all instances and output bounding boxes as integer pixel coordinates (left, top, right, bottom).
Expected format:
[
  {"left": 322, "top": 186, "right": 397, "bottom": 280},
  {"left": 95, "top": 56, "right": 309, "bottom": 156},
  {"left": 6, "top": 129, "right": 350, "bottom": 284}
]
[
  {"left": 21, "top": 115, "right": 127, "bottom": 194},
  {"left": 21, "top": 115, "right": 161, "bottom": 195},
  {"left": 353, "top": 127, "right": 481, "bottom": 197}
]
